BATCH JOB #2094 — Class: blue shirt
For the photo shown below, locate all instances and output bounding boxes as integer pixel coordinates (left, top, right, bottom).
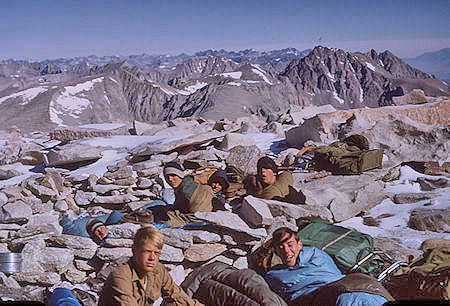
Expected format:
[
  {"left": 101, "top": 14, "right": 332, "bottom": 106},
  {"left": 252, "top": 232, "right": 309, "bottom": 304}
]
[{"left": 265, "top": 246, "right": 345, "bottom": 301}]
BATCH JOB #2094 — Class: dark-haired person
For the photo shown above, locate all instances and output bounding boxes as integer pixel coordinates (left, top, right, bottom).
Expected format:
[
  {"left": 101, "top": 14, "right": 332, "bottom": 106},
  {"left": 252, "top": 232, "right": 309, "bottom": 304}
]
[
  {"left": 99, "top": 225, "right": 204, "bottom": 306},
  {"left": 60, "top": 210, "right": 123, "bottom": 244},
  {"left": 256, "top": 156, "right": 305, "bottom": 204},
  {"left": 207, "top": 168, "right": 229, "bottom": 210},
  {"left": 265, "top": 227, "right": 393, "bottom": 305},
  {"left": 161, "top": 162, "right": 214, "bottom": 227}
]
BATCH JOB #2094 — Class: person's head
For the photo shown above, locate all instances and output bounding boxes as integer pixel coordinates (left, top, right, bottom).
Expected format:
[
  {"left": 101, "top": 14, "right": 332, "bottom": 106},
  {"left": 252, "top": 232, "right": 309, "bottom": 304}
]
[
  {"left": 86, "top": 219, "right": 107, "bottom": 244},
  {"left": 208, "top": 169, "right": 229, "bottom": 194},
  {"left": 163, "top": 161, "right": 184, "bottom": 188},
  {"left": 271, "top": 227, "right": 303, "bottom": 267},
  {"left": 257, "top": 156, "right": 278, "bottom": 185},
  {"left": 132, "top": 225, "right": 165, "bottom": 275}
]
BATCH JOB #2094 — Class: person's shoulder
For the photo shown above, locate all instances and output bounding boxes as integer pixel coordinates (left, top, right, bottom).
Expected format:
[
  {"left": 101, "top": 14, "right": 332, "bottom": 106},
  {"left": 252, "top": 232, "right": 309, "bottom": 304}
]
[
  {"left": 183, "top": 175, "right": 195, "bottom": 184},
  {"left": 277, "top": 171, "right": 293, "bottom": 184},
  {"left": 195, "top": 183, "right": 214, "bottom": 196},
  {"left": 110, "top": 261, "right": 134, "bottom": 279}
]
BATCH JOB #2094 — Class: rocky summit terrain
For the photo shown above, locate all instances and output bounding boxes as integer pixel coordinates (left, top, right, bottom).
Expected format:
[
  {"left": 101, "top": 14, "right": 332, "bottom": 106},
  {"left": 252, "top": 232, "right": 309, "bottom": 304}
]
[
  {"left": 0, "top": 46, "right": 449, "bottom": 133},
  {"left": 0, "top": 93, "right": 449, "bottom": 303}
]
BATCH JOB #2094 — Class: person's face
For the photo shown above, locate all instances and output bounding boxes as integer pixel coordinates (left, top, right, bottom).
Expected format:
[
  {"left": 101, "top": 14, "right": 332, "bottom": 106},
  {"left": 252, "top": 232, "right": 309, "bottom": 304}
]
[
  {"left": 133, "top": 239, "right": 162, "bottom": 275},
  {"left": 211, "top": 182, "right": 222, "bottom": 193},
  {"left": 166, "top": 174, "right": 182, "bottom": 188},
  {"left": 274, "top": 233, "right": 303, "bottom": 267},
  {"left": 260, "top": 168, "right": 276, "bottom": 185},
  {"left": 94, "top": 225, "right": 107, "bottom": 241}
]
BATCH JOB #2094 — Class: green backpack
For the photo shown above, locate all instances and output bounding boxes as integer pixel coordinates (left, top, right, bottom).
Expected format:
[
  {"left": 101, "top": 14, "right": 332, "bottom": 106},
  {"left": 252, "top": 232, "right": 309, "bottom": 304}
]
[
  {"left": 383, "top": 246, "right": 450, "bottom": 300},
  {"left": 297, "top": 219, "right": 387, "bottom": 277},
  {"left": 313, "top": 137, "right": 383, "bottom": 175}
]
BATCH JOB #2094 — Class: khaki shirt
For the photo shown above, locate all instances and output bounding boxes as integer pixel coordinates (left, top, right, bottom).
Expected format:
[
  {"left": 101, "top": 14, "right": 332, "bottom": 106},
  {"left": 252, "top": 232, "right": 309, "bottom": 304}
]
[
  {"left": 99, "top": 260, "right": 204, "bottom": 306},
  {"left": 174, "top": 177, "right": 214, "bottom": 213},
  {"left": 260, "top": 171, "right": 293, "bottom": 200}
]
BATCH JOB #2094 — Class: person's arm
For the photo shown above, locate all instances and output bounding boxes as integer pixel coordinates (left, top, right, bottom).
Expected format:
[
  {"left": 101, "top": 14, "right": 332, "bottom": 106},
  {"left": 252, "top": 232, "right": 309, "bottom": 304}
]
[{"left": 160, "top": 267, "right": 204, "bottom": 306}]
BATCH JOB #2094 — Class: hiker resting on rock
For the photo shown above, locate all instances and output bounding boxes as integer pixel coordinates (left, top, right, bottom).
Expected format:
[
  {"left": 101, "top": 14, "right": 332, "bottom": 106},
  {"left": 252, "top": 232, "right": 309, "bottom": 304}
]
[
  {"left": 99, "top": 225, "right": 204, "bottom": 306},
  {"left": 255, "top": 156, "right": 305, "bottom": 204},
  {"left": 60, "top": 211, "right": 123, "bottom": 244},
  {"left": 60, "top": 162, "right": 214, "bottom": 241},
  {"left": 207, "top": 168, "right": 229, "bottom": 211},
  {"left": 264, "top": 227, "right": 394, "bottom": 306},
  {"left": 160, "top": 161, "right": 214, "bottom": 227}
]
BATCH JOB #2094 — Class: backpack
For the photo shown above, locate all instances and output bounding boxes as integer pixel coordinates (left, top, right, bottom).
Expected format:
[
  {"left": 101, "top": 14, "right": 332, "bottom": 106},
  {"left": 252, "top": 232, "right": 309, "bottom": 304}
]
[
  {"left": 383, "top": 246, "right": 450, "bottom": 300},
  {"left": 297, "top": 218, "right": 389, "bottom": 277},
  {"left": 226, "top": 165, "right": 248, "bottom": 184},
  {"left": 248, "top": 219, "right": 394, "bottom": 278},
  {"left": 312, "top": 140, "right": 383, "bottom": 175},
  {"left": 188, "top": 166, "right": 219, "bottom": 185}
]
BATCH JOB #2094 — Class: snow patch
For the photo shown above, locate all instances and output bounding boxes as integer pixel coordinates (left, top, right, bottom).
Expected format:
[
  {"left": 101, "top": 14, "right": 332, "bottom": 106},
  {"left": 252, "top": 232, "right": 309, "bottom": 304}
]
[
  {"left": 359, "top": 84, "right": 364, "bottom": 103},
  {"left": 49, "top": 77, "right": 104, "bottom": 125},
  {"left": 160, "top": 87, "right": 177, "bottom": 96},
  {"left": 0, "top": 86, "right": 48, "bottom": 106},
  {"left": 78, "top": 123, "right": 126, "bottom": 130},
  {"left": 247, "top": 132, "right": 285, "bottom": 155},
  {"left": 365, "top": 62, "right": 376, "bottom": 71},
  {"left": 243, "top": 80, "right": 260, "bottom": 84},
  {"left": 332, "top": 91, "right": 345, "bottom": 104},
  {"left": 69, "top": 150, "right": 129, "bottom": 178},
  {"left": 251, "top": 64, "right": 273, "bottom": 85},
  {"left": 150, "top": 83, "right": 179, "bottom": 96},
  {"left": 220, "top": 71, "right": 242, "bottom": 79},
  {"left": 109, "top": 77, "right": 119, "bottom": 84},
  {"left": 227, "top": 82, "right": 241, "bottom": 86},
  {"left": 80, "top": 134, "right": 192, "bottom": 150},
  {"left": 182, "top": 81, "right": 208, "bottom": 94},
  {"left": 326, "top": 72, "right": 335, "bottom": 82},
  {"left": 337, "top": 166, "right": 450, "bottom": 250},
  {"left": 64, "top": 77, "right": 104, "bottom": 96}
]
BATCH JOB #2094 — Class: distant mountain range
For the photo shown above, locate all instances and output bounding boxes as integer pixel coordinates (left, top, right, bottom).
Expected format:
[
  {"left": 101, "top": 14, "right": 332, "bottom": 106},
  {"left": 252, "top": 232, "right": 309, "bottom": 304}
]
[
  {"left": 5, "top": 47, "right": 449, "bottom": 81},
  {"left": 0, "top": 46, "right": 448, "bottom": 132},
  {"left": 5, "top": 48, "right": 311, "bottom": 75},
  {"left": 404, "top": 48, "right": 450, "bottom": 82}
]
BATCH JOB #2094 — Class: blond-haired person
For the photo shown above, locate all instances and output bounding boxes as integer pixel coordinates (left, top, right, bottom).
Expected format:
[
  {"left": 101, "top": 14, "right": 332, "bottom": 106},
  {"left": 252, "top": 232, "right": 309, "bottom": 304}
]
[{"left": 99, "top": 225, "right": 203, "bottom": 306}]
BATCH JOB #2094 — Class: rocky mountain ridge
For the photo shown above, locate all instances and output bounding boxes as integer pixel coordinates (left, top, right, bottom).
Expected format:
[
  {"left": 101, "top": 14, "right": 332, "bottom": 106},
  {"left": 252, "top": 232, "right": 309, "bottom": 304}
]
[{"left": 0, "top": 46, "right": 449, "bottom": 132}]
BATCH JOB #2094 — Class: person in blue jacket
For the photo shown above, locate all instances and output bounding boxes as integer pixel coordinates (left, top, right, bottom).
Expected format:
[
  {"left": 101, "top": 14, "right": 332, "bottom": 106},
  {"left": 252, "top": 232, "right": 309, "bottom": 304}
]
[
  {"left": 265, "top": 227, "right": 394, "bottom": 306},
  {"left": 59, "top": 210, "right": 124, "bottom": 244}
]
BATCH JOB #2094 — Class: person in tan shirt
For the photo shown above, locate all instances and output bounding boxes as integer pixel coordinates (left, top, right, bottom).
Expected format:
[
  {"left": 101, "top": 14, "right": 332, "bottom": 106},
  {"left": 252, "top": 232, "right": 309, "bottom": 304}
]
[
  {"left": 256, "top": 156, "right": 305, "bottom": 204},
  {"left": 99, "top": 225, "right": 203, "bottom": 306},
  {"left": 161, "top": 162, "right": 214, "bottom": 227}
]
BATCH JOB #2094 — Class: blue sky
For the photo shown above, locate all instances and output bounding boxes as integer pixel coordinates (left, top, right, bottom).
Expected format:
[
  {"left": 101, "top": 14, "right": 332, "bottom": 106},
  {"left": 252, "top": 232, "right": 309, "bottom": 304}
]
[{"left": 2, "top": 0, "right": 449, "bottom": 60}]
